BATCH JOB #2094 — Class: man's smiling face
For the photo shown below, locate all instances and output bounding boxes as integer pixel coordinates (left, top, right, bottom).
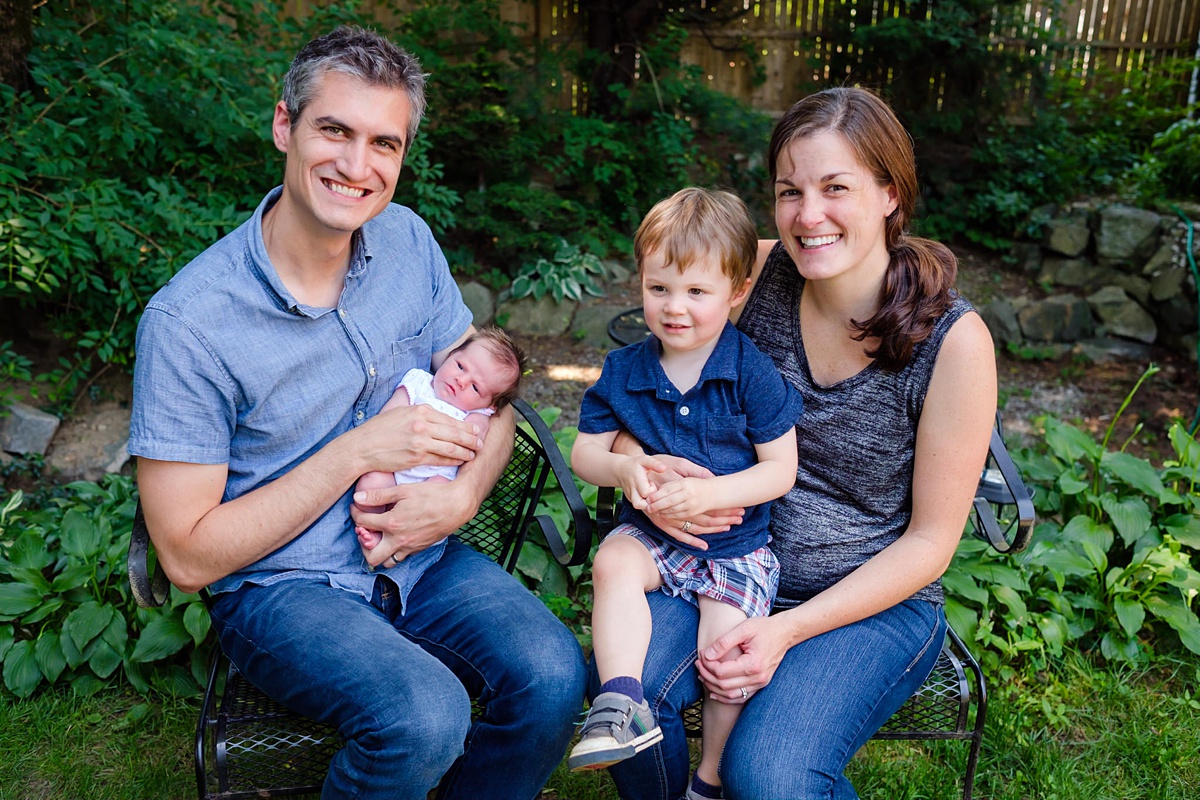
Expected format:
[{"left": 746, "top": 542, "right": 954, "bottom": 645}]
[{"left": 272, "top": 69, "right": 412, "bottom": 239}]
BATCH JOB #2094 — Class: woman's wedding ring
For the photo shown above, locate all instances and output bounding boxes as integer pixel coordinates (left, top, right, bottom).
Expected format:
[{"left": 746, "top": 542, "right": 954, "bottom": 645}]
[{"left": 681, "top": 521, "right": 692, "bottom": 533}]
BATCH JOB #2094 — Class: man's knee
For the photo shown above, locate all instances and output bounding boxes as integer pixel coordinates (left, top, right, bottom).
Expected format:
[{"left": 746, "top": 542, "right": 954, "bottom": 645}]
[{"left": 367, "top": 678, "right": 472, "bottom": 758}]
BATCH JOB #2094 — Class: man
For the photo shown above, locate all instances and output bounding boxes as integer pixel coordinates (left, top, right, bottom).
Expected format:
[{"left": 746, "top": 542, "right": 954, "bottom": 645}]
[{"left": 129, "top": 26, "right": 585, "bottom": 800}]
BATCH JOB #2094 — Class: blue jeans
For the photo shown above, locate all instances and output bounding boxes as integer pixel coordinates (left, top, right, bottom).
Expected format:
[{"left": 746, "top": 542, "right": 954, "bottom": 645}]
[
  {"left": 588, "top": 592, "right": 946, "bottom": 800},
  {"left": 209, "top": 537, "right": 587, "bottom": 800}
]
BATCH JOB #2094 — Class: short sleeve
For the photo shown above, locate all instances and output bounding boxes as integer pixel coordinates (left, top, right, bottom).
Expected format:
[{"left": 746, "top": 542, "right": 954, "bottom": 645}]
[
  {"left": 128, "top": 306, "right": 236, "bottom": 464},
  {"left": 422, "top": 222, "right": 473, "bottom": 354},
  {"left": 739, "top": 339, "right": 804, "bottom": 444},
  {"left": 577, "top": 352, "right": 622, "bottom": 435}
]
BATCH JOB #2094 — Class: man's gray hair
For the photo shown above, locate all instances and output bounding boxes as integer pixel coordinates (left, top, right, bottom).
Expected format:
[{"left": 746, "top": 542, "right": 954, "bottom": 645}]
[{"left": 281, "top": 26, "right": 427, "bottom": 145}]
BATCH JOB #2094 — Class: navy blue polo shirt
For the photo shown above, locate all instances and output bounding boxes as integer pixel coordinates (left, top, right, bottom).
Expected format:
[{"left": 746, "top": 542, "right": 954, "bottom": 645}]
[{"left": 579, "top": 322, "right": 803, "bottom": 559}]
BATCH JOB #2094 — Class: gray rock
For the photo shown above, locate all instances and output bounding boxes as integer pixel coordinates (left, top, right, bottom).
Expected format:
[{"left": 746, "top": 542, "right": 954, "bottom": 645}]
[
  {"left": 980, "top": 299, "right": 1022, "bottom": 346},
  {"left": 1150, "top": 265, "right": 1188, "bottom": 302},
  {"left": 1017, "top": 294, "right": 1094, "bottom": 343},
  {"left": 1072, "top": 337, "right": 1154, "bottom": 363},
  {"left": 1, "top": 402, "right": 60, "bottom": 456},
  {"left": 1155, "top": 294, "right": 1198, "bottom": 335},
  {"left": 1153, "top": 199, "right": 1200, "bottom": 222},
  {"left": 602, "top": 258, "right": 634, "bottom": 286},
  {"left": 1008, "top": 242, "right": 1042, "bottom": 273},
  {"left": 496, "top": 295, "right": 576, "bottom": 336},
  {"left": 1086, "top": 286, "right": 1157, "bottom": 343},
  {"left": 570, "top": 302, "right": 632, "bottom": 350},
  {"left": 1040, "top": 257, "right": 1105, "bottom": 288},
  {"left": 1043, "top": 218, "right": 1091, "bottom": 257},
  {"left": 456, "top": 280, "right": 495, "bottom": 328},
  {"left": 43, "top": 406, "right": 132, "bottom": 481},
  {"left": 1141, "top": 241, "right": 1177, "bottom": 276},
  {"left": 1107, "top": 273, "right": 1151, "bottom": 306},
  {"left": 1096, "top": 205, "right": 1161, "bottom": 261}
]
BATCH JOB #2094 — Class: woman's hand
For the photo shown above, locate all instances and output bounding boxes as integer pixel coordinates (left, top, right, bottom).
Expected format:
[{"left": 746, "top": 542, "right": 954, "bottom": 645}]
[
  {"left": 638, "top": 454, "right": 744, "bottom": 548},
  {"left": 695, "top": 614, "right": 796, "bottom": 703}
]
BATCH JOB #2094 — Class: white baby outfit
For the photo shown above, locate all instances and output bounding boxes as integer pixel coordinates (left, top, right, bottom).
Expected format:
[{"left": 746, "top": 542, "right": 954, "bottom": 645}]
[{"left": 392, "top": 368, "right": 495, "bottom": 484}]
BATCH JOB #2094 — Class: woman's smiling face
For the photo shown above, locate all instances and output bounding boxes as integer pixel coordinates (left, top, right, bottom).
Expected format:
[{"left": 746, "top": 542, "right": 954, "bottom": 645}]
[{"left": 773, "top": 131, "right": 898, "bottom": 284}]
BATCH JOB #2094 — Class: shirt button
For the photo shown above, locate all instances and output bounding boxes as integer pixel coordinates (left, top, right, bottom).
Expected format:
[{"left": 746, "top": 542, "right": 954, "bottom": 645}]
[
  {"left": 368, "top": 366, "right": 376, "bottom": 377},
  {"left": 338, "top": 309, "right": 347, "bottom": 318},
  {"left": 680, "top": 406, "right": 690, "bottom": 416},
  {"left": 355, "top": 410, "right": 364, "bottom": 421}
]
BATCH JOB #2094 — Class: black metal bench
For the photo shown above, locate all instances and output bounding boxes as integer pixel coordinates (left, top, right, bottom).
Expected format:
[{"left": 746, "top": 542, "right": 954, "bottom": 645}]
[
  {"left": 604, "top": 306, "right": 1035, "bottom": 800},
  {"left": 128, "top": 398, "right": 593, "bottom": 800}
]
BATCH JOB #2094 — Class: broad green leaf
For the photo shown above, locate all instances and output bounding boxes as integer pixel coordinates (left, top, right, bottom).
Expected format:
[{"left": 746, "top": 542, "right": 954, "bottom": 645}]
[
  {"left": 3, "top": 640, "right": 42, "bottom": 698},
  {"left": 516, "top": 541, "right": 552, "bottom": 583},
  {"left": 60, "top": 508, "right": 102, "bottom": 558},
  {"left": 5, "top": 567, "right": 51, "bottom": 594},
  {"left": 59, "top": 625, "right": 86, "bottom": 669},
  {"left": 1100, "top": 495, "right": 1152, "bottom": 546},
  {"left": 34, "top": 633, "right": 67, "bottom": 683},
  {"left": 129, "top": 614, "right": 192, "bottom": 662},
  {"left": 63, "top": 601, "right": 114, "bottom": 652},
  {"left": 1169, "top": 422, "right": 1200, "bottom": 468},
  {"left": 974, "top": 562, "right": 1027, "bottom": 591},
  {"left": 1112, "top": 596, "right": 1146, "bottom": 638},
  {"left": 943, "top": 599, "right": 978, "bottom": 644},
  {"left": 50, "top": 563, "right": 95, "bottom": 593},
  {"left": 8, "top": 532, "right": 53, "bottom": 570},
  {"left": 1101, "top": 451, "right": 1166, "bottom": 498},
  {"left": 1044, "top": 418, "right": 1101, "bottom": 462},
  {"left": 0, "top": 625, "right": 13, "bottom": 661},
  {"left": 991, "top": 584, "right": 1027, "bottom": 618},
  {"left": 88, "top": 640, "right": 122, "bottom": 679},
  {"left": 1061, "top": 515, "right": 1113, "bottom": 553},
  {"left": 1057, "top": 474, "right": 1089, "bottom": 495},
  {"left": 123, "top": 660, "right": 152, "bottom": 694},
  {"left": 1163, "top": 514, "right": 1200, "bottom": 549},
  {"left": 100, "top": 612, "right": 128, "bottom": 656},
  {"left": 1145, "top": 595, "right": 1200, "bottom": 655},
  {"left": 0, "top": 583, "right": 44, "bottom": 617},
  {"left": 1036, "top": 613, "right": 1069, "bottom": 653},
  {"left": 1041, "top": 546, "right": 1099, "bottom": 578},
  {"left": 183, "top": 603, "right": 211, "bottom": 646},
  {"left": 941, "top": 571, "right": 990, "bottom": 606},
  {"left": 1081, "top": 540, "right": 1108, "bottom": 573}
]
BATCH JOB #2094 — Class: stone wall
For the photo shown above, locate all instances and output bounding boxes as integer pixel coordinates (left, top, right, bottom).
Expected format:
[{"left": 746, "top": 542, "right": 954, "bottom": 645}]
[{"left": 981, "top": 201, "right": 1200, "bottom": 362}]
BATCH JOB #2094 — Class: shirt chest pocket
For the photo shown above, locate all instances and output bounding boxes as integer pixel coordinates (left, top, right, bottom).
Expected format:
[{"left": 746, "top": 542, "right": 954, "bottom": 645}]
[
  {"left": 704, "top": 414, "right": 753, "bottom": 475},
  {"left": 374, "top": 322, "right": 434, "bottom": 411}
]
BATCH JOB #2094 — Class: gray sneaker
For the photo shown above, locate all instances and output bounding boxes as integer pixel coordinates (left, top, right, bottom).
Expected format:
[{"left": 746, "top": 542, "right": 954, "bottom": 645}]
[{"left": 568, "top": 691, "right": 663, "bottom": 771}]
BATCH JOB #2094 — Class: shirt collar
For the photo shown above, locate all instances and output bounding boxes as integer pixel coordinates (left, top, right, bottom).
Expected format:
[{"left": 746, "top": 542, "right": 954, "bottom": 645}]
[
  {"left": 628, "top": 321, "right": 743, "bottom": 394},
  {"left": 247, "top": 186, "right": 371, "bottom": 317}
]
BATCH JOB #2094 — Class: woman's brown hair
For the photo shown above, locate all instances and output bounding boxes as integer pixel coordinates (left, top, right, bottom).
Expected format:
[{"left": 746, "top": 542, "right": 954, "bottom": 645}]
[{"left": 768, "top": 87, "right": 957, "bottom": 371}]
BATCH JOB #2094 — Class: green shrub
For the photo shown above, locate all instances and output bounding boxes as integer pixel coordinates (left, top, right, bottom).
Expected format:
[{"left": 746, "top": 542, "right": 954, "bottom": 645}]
[
  {"left": 946, "top": 367, "right": 1200, "bottom": 675},
  {"left": 0, "top": 478, "right": 211, "bottom": 698}
]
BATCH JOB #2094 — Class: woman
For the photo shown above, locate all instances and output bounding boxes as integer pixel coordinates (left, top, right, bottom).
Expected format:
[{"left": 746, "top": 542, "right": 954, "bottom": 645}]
[{"left": 598, "top": 87, "right": 997, "bottom": 799}]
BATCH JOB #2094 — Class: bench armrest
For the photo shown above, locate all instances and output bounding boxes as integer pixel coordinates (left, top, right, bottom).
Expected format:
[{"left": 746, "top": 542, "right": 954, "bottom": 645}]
[{"left": 128, "top": 502, "right": 171, "bottom": 608}]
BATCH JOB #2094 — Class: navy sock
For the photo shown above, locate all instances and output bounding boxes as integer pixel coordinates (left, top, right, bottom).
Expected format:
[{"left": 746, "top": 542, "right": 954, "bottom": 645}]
[
  {"left": 599, "top": 676, "right": 644, "bottom": 705},
  {"left": 690, "top": 773, "right": 723, "bottom": 799}
]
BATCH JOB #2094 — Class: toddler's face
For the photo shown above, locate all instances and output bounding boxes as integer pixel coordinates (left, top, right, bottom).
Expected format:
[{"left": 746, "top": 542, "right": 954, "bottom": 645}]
[{"left": 433, "top": 340, "right": 512, "bottom": 412}]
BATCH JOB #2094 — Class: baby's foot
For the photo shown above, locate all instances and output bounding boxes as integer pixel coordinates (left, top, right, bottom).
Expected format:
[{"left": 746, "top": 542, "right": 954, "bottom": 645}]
[{"left": 356, "top": 525, "right": 383, "bottom": 550}]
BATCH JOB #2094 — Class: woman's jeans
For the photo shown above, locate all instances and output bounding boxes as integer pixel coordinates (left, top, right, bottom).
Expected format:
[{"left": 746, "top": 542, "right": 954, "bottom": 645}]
[
  {"left": 588, "top": 591, "right": 946, "bottom": 800},
  {"left": 209, "top": 537, "right": 587, "bottom": 800}
]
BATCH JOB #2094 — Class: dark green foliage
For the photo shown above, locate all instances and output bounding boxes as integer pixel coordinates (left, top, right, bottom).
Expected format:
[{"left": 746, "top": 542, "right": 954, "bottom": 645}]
[{"left": 0, "top": 478, "right": 212, "bottom": 698}]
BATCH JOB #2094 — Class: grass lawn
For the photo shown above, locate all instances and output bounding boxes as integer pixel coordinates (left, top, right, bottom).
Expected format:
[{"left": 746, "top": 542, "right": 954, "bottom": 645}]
[{"left": 1, "top": 655, "right": 1196, "bottom": 799}]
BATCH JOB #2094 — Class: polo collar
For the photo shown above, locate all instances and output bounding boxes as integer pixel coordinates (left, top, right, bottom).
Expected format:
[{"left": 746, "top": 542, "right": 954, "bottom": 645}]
[{"left": 628, "top": 321, "right": 743, "bottom": 395}]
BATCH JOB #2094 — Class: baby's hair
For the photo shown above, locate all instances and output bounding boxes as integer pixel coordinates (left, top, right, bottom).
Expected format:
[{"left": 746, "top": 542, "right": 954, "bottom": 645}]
[
  {"left": 633, "top": 187, "right": 757, "bottom": 289},
  {"left": 452, "top": 326, "right": 529, "bottom": 409}
]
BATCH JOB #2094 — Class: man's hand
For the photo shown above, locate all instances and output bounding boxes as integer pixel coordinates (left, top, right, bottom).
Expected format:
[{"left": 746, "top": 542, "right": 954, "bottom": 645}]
[
  {"left": 359, "top": 403, "right": 484, "bottom": 476},
  {"left": 352, "top": 478, "right": 475, "bottom": 567}
]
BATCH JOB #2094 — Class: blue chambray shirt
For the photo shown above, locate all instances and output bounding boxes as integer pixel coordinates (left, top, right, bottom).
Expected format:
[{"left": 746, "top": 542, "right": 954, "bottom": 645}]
[
  {"left": 129, "top": 187, "right": 473, "bottom": 607},
  {"left": 578, "top": 322, "right": 804, "bottom": 560}
]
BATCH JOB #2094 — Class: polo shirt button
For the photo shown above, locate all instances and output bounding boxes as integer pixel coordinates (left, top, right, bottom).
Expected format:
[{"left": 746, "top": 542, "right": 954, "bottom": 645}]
[
  {"left": 680, "top": 406, "right": 690, "bottom": 416},
  {"left": 369, "top": 366, "right": 376, "bottom": 377},
  {"left": 355, "top": 410, "right": 364, "bottom": 421}
]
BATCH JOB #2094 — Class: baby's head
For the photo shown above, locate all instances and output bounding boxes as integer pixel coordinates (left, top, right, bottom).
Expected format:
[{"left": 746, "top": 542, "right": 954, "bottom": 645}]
[
  {"left": 634, "top": 187, "right": 757, "bottom": 293},
  {"left": 433, "top": 326, "right": 528, "bottom": 412}
]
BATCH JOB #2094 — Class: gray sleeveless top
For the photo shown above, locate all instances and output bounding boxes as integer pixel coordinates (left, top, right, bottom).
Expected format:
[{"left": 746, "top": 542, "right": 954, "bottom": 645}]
[{"left": 737, "top": 242, "right": 974, "bottom": 608}]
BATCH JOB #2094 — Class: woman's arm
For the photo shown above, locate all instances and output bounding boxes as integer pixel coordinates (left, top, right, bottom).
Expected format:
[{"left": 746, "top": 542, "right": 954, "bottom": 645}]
[{"left": 698, "top": 313, "right": 997, "bottom": 700}]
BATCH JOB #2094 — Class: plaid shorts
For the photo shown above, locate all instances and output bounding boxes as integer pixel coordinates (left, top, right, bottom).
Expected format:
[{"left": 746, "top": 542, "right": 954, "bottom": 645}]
[{"left": 608, "top": 524, "right": 779, "bottom": 618}]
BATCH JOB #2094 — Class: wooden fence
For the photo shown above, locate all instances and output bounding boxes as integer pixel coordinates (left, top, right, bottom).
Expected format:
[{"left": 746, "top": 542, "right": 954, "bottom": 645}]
[{"left": 284, "top": 0, "right": 1200, "bottom": 115}]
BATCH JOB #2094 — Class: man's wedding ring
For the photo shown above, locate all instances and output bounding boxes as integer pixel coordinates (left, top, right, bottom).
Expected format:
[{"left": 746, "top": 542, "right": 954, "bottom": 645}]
[
  {"left": 681, "top": 521, "right": 692, "bottom": 533},
  {"left": 740, "top": 686, "right": 749, "bottom": 700}
]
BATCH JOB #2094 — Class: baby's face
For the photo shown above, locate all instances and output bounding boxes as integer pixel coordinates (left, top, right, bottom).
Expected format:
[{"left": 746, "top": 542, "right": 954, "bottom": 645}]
[{"left": 432, "top": 340, "right": 513, "bottom": 412}]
